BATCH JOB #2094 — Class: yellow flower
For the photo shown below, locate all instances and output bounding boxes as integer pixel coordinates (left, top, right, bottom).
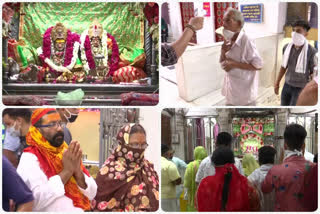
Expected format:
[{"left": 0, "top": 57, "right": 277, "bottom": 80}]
[
  {"left": 124, "top": 133, "right": 129, "bottom": 144},
  {"left": 115, "top": 163, "right": 125, "bottom": 172},
  {"left": 116, "top": 145, "right": 121, "bottom": 152},
  {"left": 141, "top": 196, "right": 150, "bottom": 207},
  {"left": 153, "top": 189, "right": 159, "bottom": 200},
  {"left": 131, "top": 185, "right": 140, "bottom": 196},
  {"left": 107, "top": 198, "right": 117, "bottom": 209},
  {"left": 127, "top": 176, "right": 135, "bottom": 182},
  {"left": 100, "top": 166, "right": 109, "bottom": 175}
]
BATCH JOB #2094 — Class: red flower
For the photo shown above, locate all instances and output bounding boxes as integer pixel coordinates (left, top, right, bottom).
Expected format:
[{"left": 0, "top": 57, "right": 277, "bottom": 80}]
[
  {"left": 84, "top": 35, "right": 96, "bottom": 70},
  {"left": 143, "top": 3, "right": 159, "bottom": 27},
  {"left": 97, "top": 201, "right": 108, "bottom": 210}
]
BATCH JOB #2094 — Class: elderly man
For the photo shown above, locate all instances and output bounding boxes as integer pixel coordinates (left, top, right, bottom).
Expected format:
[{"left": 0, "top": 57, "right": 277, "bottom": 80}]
[
  {"left": 17, "top": 109, "right": 97, "bottom": 211},
  {"left": 220, "top": 8, "right": 263, "bottom": 106}
]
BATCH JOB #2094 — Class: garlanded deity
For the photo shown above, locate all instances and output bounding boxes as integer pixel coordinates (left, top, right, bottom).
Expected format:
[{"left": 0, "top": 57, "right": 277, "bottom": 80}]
[
  {"left": 37, "top": 23, "right": 80, "bottom": 76},
  {"left": 80, "top": 20, "right": 109, "bottom": 78}
]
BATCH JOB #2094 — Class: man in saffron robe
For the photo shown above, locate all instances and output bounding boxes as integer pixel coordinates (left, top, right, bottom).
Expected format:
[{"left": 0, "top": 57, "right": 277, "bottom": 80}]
[{"left": 17, "top": 108, "right": 97, "bottom": 211}]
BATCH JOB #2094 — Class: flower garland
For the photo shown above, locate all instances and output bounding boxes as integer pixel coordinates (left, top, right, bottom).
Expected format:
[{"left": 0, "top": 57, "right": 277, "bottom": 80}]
[
  {"left": 80, "top": 30, "right": 119, "bottom": 76},
  {"left": 38, "top": 26, "right": 80, "bottom": 74},
  {"left": 107, "top": 33, "right": 119, "bottom": 76}
]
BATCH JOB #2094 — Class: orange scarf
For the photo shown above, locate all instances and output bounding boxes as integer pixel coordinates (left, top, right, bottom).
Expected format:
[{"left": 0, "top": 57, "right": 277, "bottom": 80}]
[{"left": 25, "top": 126, "right": 91, "bottom": 210}]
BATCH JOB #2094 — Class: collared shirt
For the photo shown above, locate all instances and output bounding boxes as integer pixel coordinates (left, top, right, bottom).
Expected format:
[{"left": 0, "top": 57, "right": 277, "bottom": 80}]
[
  {"left": 3, "top": 129, "right": 21, "bottom": 152},
  {"left": 161, "top": 44, "right": 178, "bottom": 66},
  {"left": 221, "top": 30, "right": 263, "bottom": 105},
  {"left": 17, "top": 152, "right": 97, "bottom": 212},
  {"left": 171, "top": 156, "right": 187, "bottom": 176},
  {"left": 283, "top": 44, "right": 317, "bottom": 88},
  {"left": 261, "top": 155, "right": 315, "bottom": 211},
  {"left": 195, "top": 155, "right": 244, "bottom": 184},
  {"left": 161, "top": 157, "right": 181, "bottom": 199},
  {"left": 248, "top": 164, "right": 275, "bottom": 211}
]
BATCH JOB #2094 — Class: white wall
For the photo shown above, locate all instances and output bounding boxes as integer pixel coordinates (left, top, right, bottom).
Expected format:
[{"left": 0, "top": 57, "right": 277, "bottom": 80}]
[
  {"left": 167, "top": 2, "right": 287, "bottom": 44},
  {"left": 240, "top": 2, "right": 287, "bottom": 38},
  {"left": 193, "top": 2, "right": 215, "bottom": 44},
  {"left": 168, "top": 2, "right": 183, "bottom": 42},
  {"left": 139, "top": 108, "right": 161, "bottom": 174}
]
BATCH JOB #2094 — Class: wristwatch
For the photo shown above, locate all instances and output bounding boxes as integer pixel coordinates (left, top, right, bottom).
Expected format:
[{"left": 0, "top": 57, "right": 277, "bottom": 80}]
[{"left": 185, "top": 24, "right": 196, "bottom": 34}]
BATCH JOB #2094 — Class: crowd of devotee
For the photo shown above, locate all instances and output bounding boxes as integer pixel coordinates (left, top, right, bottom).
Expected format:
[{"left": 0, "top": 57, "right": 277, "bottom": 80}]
[
  {"left": 2, "top": 108, "right": 159, "bottom": 212},
  {"left": 161, "top": 124, "right": 318, "bottom": 212}
]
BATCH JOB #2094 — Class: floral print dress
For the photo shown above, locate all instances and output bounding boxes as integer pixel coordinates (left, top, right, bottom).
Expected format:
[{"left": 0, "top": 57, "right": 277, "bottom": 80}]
[{"left": 93, "top": 124, "right": 159, "bottom": 212}]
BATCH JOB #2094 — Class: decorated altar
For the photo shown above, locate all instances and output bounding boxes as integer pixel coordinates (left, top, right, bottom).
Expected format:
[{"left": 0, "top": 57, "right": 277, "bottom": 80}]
[
  {"left": 232, "top": 117, "right": 275, "bottom": 156},
  {"left": 2, "top": 2, "right": 159, "bottom": 105}
]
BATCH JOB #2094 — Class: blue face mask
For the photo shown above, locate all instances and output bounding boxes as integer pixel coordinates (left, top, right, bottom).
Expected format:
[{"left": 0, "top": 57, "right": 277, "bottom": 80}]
[{"left": 6, "top": 121, "right": 21, "bottom": 137}]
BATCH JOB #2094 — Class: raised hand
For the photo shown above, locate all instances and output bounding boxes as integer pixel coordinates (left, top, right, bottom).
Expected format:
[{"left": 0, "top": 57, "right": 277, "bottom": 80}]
[{"left": 189, "top": 17, "right": 204, "bottom": 31}]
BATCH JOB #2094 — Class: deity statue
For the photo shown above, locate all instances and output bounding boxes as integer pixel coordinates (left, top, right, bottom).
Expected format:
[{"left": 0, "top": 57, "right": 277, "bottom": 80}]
[
  {"left": 80, "top": 20, "right": 109, "bottom": 78},
  {"left": 37, "top": 23, "right": 80, "bottom": 77}
]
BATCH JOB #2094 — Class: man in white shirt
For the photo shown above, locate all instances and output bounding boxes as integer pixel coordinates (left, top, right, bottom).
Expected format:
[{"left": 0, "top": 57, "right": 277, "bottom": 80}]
[
  {"left": 220, "top": 8, "right": 263, "bottom": 106},
  {"left": 248, "top": 146, "right": 276, "bottom": 211},
  {"left": 196, "top": 132, "right": 244, "bottom": 185},
  {"left": 17, "top": 108, "right": 97, "bottom": 211}
]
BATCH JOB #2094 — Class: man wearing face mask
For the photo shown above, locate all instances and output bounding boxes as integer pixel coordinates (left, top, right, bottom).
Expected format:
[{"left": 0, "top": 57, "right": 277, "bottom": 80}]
[
  {"left": 16, "top": 108, "right": 97, "bottom": 211},
  {"left": 2, "top": 109, "right": 32, "bottom": 167},
  {"left": 57, "top": 108, "right": 80, "bottom": 145},
  {"left": 220, "top": 8, "right": 263, "bottom": 106},
  {"left": 275, "top": 20, "right": 317, "bottom": 106}
]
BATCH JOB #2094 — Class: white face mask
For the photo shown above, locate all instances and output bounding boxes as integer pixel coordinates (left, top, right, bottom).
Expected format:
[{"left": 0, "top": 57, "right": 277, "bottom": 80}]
[
  {"left": 223, "top": 28, "right": 235, "bottom": 41},
  {"left": 6, "top": 121, "right": 21, "bottom": 138},
  {"left": 291, "top": 32, "right": 306, "bottom": 46},
  {"left": 64, "top": 109, "right": 79, "bottom": 123}
]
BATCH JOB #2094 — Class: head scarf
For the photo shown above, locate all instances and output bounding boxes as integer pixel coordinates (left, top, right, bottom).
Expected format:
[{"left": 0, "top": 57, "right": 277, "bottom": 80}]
[
  {"left": 94, "top": 123, "right": 159, "bottom": 212},
  {"left": 31, "top": 108, "right": 56, "bottom": 125},
  {"left": 24, "top": 111, "right": 91, "bottom": 210},
  {"left": 242, "top": 154, "right": 259, "bottom": 177},
  {"left": 197, "top": 163, "right": 251, "bottom": 211},
  {"left": 184, "top": 146, "right": 207, "bottom": 211}
]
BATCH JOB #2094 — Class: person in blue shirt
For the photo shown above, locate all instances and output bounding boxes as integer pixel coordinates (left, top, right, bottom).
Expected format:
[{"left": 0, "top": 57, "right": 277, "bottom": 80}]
[{"left": 3, "top": 156, "right": 34, "bottom": 211}]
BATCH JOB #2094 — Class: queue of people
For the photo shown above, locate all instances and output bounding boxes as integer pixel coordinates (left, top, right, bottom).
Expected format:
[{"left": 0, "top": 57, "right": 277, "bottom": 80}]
[{"left": 161, "top": 124, "right": 317, "bottom": 212}]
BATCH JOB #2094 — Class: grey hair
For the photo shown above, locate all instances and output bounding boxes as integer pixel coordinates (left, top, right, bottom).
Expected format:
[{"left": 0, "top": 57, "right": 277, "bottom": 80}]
[{"left": 226, "top": 7, "right": 244, "bottom": 28}]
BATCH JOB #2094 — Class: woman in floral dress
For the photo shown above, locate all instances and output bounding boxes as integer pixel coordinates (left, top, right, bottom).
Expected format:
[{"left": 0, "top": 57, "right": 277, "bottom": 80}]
[{"left": 93, "top": 123, "right": 159, "bottom": 212}]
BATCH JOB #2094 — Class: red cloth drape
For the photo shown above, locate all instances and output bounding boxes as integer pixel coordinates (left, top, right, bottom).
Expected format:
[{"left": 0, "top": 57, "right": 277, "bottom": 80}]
[
  {"left": 197, "top": 164, "right": 250, "bottom": 211},
  {"left": 180, "top": 2, "right": 197, "bottom": 44}
]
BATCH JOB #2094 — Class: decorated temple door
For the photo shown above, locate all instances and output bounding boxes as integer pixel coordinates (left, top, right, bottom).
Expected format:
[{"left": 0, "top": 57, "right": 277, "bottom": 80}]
[
  {"left": 180, "top": 2, "right": 197, "bottom": 44},
  {"left": 213, "top": 2, "right": 238, "bottom": 42},
  {"left": 99, "top": 108, "right": 139, "bottom": 167}
]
